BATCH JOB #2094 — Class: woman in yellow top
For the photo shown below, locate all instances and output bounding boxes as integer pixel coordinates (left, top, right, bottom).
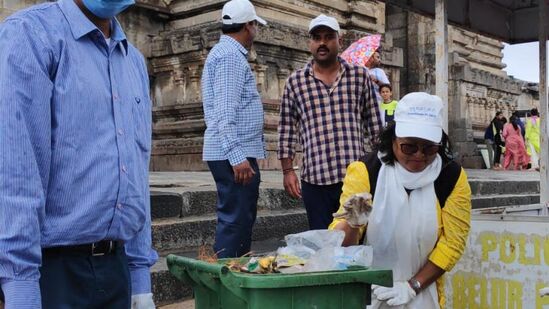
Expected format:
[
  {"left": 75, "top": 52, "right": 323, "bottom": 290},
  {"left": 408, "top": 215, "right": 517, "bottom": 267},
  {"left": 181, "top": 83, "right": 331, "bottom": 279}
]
[
  {"left": 525, "top": 108, "right": 540, "bottom": 170},
  {"left": 329, "top": 92, "right": 471, "bottom": 309}
]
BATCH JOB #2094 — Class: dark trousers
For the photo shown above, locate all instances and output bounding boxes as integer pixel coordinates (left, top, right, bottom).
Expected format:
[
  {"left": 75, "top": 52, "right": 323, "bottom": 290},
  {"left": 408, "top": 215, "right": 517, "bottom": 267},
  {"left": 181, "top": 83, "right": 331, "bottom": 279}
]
[
  {"left": 207, "top": 159, "right": 260, "bottom": 258},
  {"left": 493, "top": 143, "right": 502, "bottom": 164},
  {"left": 39, "top": 246, "right": 131, "bottom": 309},
  {"left": 301, "top": 181, "right": 343, "bottom": 230}
]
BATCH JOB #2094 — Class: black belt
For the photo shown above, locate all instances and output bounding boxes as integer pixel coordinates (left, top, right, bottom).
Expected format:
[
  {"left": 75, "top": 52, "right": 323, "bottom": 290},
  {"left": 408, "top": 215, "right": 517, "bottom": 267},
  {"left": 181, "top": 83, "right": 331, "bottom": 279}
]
[{"left": 42, "top": 240, "right": 124, "bottom": 257}]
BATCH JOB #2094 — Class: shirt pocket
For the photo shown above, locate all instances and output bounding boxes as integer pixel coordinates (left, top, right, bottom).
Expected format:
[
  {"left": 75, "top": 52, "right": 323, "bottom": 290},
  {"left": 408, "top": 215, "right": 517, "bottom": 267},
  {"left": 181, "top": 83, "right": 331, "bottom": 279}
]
[{"left": 131, "top": 95, "right": 152, "bottom": 153}]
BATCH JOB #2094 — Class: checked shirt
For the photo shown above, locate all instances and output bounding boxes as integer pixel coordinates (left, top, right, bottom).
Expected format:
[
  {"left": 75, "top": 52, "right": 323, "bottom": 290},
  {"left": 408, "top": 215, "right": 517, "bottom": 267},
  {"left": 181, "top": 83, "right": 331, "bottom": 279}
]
[{"left": 278, "top": 58, "right": 382, "bottom": 185}]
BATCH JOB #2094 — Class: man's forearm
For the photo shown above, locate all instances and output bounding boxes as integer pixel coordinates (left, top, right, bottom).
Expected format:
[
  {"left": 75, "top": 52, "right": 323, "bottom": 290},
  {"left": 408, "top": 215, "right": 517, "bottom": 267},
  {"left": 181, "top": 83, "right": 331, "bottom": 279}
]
[{"left": 280, "top": 158, "right": 294, "bottom": 170}]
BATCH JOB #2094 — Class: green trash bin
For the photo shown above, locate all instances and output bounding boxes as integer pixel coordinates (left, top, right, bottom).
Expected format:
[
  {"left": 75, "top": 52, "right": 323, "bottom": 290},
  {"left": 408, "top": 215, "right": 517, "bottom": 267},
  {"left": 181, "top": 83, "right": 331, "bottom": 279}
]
[{"left": 167, "top": 254, "right": 392, "bottom": 309}]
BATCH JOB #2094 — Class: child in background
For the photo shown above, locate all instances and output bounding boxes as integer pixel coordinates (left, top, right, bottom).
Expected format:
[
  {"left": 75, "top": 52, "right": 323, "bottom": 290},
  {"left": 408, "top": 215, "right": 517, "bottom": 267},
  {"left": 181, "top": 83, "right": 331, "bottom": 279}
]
[{"left": 379, "top": 84, "right": 398, "bottom": 126}]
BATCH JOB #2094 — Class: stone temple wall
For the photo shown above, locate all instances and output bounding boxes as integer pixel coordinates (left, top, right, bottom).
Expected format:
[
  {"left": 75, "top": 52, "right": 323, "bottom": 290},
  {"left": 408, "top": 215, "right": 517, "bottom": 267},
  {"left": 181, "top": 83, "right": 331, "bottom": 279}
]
[
  {"left": 386, "top": 6, "right": 539, "bottom": 168},
  {"left": 1, "top": 0, "right": 538, "bottom": 170},
  {"left": 145, "top": 0, "right": 404, "bottom": 171}
]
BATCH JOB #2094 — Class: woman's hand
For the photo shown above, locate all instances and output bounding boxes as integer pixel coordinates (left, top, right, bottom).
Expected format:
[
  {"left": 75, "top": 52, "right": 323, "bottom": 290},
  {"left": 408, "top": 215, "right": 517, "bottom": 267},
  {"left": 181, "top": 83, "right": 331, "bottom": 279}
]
[{"left": 372, "top": 281, "right": 416, "bottom": 306}]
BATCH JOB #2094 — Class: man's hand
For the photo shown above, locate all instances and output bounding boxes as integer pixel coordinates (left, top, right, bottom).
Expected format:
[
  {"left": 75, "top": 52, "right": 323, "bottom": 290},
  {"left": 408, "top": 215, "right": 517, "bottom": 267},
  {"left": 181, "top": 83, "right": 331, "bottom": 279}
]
[
  {"left": 283, "top": 170, "right": 301, "bottom": 199},
  {"left": 131, "top": 293, "right": 155, "bottom": 309},
  {"left": 372, "top": 281, "right": 416, "bottom": 306},
  {"left": 232, "top": 160, "right": 256, "bottom": 185},
  {"left": 332, "top": 192, "right": 372, "bottom": 228}
]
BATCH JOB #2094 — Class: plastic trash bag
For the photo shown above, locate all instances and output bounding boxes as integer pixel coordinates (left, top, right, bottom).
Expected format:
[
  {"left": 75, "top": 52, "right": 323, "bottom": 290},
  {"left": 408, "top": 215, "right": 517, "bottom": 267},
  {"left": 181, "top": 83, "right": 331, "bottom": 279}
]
[{"left": 276, "top": 230, "right": 373, "bottom": 273}]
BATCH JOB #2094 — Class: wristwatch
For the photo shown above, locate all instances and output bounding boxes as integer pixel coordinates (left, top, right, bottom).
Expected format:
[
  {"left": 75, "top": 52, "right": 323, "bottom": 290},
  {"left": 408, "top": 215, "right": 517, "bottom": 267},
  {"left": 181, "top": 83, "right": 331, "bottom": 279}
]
[{"left": 408, "top": 278, "right": 422, "bottom": 294}]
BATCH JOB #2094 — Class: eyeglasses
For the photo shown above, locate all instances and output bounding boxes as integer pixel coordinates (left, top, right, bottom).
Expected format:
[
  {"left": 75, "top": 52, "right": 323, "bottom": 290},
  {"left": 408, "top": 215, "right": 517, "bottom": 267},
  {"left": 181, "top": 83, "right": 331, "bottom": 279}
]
[{"left": 399, "top": 143, "right": 441, "bottom": 156}]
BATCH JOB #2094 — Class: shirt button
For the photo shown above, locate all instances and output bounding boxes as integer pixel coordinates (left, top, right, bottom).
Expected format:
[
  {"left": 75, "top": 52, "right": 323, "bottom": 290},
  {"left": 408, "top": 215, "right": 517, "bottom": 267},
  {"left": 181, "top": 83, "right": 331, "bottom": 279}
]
[
  {"left": 118, "top": 129, "right": 124, "bottom": 136},
  {"left": 113, "top": 94, "right": 119, "bottom": 100},
  {"left": 117, "top": 203, "right": 122, "bottom": 209},
  {"left": 121, "top": 165, "right": 127, "bottom": 173}
]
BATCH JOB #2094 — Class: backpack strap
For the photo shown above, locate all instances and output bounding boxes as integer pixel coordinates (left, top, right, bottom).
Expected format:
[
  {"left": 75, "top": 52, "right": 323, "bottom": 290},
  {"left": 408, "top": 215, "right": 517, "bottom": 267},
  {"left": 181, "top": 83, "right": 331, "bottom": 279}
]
[
  {"left": 434, "top": 161, "right": 462, "bottom": 208},
  {"left": 359, "top": 153, "right": 462, "bottom": 208},
  {"left": 359, "top": 152, "right": 382, "bottom": 199}
]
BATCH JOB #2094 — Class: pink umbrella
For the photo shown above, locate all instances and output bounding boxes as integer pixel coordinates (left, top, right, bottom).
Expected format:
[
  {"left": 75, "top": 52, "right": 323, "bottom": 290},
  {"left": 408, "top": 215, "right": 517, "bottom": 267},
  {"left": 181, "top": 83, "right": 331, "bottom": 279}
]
[{"left": 340, "top": 34, "right": 381, "bottom": 67}]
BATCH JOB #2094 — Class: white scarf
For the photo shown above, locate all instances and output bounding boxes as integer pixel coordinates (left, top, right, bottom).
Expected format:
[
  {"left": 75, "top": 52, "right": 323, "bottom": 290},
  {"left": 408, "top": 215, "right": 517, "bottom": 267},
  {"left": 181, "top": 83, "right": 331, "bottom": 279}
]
[{"left": 367, "top": 153, "right": 442, "bottom": 309}]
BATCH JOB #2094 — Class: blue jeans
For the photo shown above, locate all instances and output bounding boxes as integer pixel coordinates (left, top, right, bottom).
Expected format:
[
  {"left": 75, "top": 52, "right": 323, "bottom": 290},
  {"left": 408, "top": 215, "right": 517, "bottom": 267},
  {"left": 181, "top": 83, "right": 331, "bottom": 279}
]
[
  {"left": 207, "top": 159, "right": 260, "bottom": 258},
  {"left": 39, "top": 246, "right": 131, "bottom": 309},
  {"left": 301, "top": 181, "right": 343, "bottom": 230}
]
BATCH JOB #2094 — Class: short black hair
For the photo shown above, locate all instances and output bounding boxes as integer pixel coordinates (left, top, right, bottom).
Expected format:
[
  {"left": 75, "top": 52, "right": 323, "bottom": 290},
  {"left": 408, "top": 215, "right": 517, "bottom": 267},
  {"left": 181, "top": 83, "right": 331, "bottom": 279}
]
[
  {"left": 531, "top": 108, "right": 539, "bottom": 116},
  {"left": 376, "top": 122, "right": 453, "bottom": 165},
  {"left": 379, "top": 84, "right": 392, "bottom": 92},
  {"left": 221, "top": 20, "right": 246, "bottom": 34}
]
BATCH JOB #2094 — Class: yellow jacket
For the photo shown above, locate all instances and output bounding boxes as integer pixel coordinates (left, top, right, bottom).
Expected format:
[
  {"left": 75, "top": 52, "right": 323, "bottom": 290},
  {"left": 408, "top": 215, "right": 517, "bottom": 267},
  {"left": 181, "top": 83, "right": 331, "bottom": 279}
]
[
  {"left": 525, "top": 116, "right": 540, "bottom": 154},
  {"left": 328, "top": 161, "right": 472, "bottom": 308}
]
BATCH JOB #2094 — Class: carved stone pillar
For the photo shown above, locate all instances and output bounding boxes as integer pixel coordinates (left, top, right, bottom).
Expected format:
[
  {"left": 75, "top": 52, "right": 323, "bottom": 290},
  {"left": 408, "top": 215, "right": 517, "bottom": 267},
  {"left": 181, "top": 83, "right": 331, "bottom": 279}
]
[
  {"left": 187, "top": 65, "right": 201, "bottom": 102},
  {"left": 254, "top": 64, "right": 268, "bottom": 95},
  {"left": 277, "top": 68, "right": 290, "bottom": 98}
]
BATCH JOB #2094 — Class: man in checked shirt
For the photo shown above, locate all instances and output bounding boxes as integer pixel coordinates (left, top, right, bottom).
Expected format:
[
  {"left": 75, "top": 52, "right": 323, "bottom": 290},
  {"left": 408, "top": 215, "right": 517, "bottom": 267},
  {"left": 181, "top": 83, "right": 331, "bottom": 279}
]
[{"left": 278, "top": 14, "right": 383, "bottom": 230}]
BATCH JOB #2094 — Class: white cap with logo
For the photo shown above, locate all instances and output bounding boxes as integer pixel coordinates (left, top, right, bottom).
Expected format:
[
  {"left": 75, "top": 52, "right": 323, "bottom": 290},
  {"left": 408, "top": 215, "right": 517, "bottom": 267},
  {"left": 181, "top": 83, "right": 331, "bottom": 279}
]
[
  {"left": 308, "top": 14, "right": 340, "bottom": 33},
  {"left": 394, "top": 92, "right": 444, "bottom": 143},
  {"left": 222, "top": 0, "right": 267, "bottom": 25}
]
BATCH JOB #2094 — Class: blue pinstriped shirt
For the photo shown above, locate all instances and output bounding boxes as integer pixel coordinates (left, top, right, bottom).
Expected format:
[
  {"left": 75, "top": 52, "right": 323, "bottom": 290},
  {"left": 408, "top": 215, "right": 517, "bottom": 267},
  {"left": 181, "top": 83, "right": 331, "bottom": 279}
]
[
  {"left": 0, "top": 0, "right": 157, "bottom": 307},
  {"left": 201, "top": 35, "right": 266, "bottom": 166}
]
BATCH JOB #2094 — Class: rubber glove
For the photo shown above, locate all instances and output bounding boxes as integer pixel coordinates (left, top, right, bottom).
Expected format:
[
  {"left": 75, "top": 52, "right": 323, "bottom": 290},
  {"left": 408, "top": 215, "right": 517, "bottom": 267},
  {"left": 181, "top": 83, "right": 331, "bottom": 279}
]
[
  {"left": 332, "top": 192, "right": 372, "bottom": 228},
  {"left": 372, "top": 281, "right": 416, "bottom": 306},
  {"left": 131, "top": 293, "right": 155, "bottom": 309}
]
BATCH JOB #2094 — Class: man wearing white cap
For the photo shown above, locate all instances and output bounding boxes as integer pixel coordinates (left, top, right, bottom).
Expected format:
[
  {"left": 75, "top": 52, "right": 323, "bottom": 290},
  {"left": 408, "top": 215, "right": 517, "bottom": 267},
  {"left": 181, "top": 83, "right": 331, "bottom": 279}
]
[
  {"left": 201, "top": 0, "right": 267, "bottom": 258},
  {"left": 278, "top": 14, "right": 383, "bottom": 230}
]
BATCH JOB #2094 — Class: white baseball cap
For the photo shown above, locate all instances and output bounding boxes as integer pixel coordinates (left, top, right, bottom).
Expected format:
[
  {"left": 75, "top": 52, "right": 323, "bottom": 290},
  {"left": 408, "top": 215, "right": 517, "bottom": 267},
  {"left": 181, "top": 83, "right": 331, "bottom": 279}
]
[
  {"left": 308, "top": 14, "right": 340, "bottom": 33},
  {"left": 394, "top": 92, "right": 444, "bottom": 143},
  {"left": 222, "top": 0, "right": 267, "bottom": 25}
]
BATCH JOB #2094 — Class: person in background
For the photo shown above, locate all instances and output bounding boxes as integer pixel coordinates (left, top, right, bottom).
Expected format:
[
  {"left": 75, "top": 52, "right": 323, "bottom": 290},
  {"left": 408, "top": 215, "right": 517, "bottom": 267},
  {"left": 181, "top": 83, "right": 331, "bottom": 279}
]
[
  {"left": 512, "top": 111, "right": 526, "bottom": 140},
  {"left": 379, "top": 83, "right": 398, "bottom": 126},
  {"left": 483, "top": 118, "right": 495, "bottom": 169},
  {"left": 278, "top": 14, "right": 382, "bottom": 230},
  {"left": 366, "top": 49, "right": 390, "bottom": 105},
  {"left": 201, "top": 0, "right": 267, "bottom": 258},
  {"left": 502, "top": 115, "right": 529, "bottom": 170},
  {"left": 525, "top": 108, "right": 541, "bottom": 171},
  {"left": 0, "top": 0, "right": 157, "bottom": 308},
  {"left": 490, "top": 111, "right": 506, "bottom": 170},
  {"left": 330, "top": 92, "right": 471, "bottom": 309}
]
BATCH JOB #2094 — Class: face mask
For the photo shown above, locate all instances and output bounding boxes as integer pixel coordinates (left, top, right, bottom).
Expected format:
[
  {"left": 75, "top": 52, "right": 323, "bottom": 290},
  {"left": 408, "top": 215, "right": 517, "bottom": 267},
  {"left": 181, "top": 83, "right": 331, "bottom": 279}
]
[{"left": 82, "top": 0, "right": 135, "bottom": 19}]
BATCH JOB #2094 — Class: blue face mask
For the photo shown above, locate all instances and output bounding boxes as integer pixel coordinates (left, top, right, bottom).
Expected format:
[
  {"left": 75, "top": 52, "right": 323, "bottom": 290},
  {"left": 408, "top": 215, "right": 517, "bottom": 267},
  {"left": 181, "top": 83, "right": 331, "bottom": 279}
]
[{"left": 82, "top": 0, "right": 135, "bottom": 19}]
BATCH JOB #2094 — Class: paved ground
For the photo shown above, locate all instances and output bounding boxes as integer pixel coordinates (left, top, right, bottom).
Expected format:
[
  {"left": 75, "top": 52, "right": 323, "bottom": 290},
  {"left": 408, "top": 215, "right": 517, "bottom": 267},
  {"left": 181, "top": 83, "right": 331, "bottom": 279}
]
[
  {"left": 150, "top": 168, "right": 540, "bottom": 190},
  {"left": 159, "top": 299, "right": 194, "bottom": 309}
]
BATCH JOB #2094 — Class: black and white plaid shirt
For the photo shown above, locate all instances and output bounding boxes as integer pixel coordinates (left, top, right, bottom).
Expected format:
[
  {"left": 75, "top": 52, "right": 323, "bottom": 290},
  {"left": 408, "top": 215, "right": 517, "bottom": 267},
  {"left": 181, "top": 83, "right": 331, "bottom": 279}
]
[{"left": 277, "top": 58, "right": 382, "bottom": 185}]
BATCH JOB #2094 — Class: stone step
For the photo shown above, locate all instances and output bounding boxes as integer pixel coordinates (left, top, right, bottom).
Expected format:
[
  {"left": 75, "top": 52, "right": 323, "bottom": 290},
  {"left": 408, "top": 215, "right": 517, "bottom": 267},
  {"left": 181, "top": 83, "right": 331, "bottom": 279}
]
[
  {"left": 468, "top": 180, "right": 539, "bottom": 196},
  {"left": 152, "top": 209, "right": 308, "bottom": 253},
  {"left": 471, "top": 193, "right": 540, "bottom": 209},
  {"left": 150, "top": 188, "right": 302, "bottom": 219},
  {"left": 150, "top": 182, "right": 538, "bottom": 220}
]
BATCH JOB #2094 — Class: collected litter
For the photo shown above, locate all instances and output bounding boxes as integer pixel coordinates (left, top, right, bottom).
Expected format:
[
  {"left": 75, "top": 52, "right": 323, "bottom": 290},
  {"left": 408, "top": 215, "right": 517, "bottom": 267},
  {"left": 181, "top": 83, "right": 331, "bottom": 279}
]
[{"left": 200, "top": 230, "right": 373, "bottom": 274}]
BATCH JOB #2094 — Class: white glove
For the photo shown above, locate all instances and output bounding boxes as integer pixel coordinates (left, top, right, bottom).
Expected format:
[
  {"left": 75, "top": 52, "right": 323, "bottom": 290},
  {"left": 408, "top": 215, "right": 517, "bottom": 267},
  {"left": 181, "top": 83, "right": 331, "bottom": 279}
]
[
  {"left": 540, "top": 286, "right": 549, "bottom": 297},
  {"left": 131, "top": 293, "right": 155, "bottom": 309},
  {"left": 372, "top": 281, "right": 416, "bottom": 306}
]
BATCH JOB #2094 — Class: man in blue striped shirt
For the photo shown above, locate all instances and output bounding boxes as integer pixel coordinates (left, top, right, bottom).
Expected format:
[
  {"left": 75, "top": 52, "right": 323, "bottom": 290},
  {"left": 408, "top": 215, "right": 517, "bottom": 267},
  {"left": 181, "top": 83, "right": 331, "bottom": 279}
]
[
  {"left": 0, "top": 0, "right": 157, "bottom": 308},
  {"left": 201, "top": 0, "right": 267, "bottom": 258}
]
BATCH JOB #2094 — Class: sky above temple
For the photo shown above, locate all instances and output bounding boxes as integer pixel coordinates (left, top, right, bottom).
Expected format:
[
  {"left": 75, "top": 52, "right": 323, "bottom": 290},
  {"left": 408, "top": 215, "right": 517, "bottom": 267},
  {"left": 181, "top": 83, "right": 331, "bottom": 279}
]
[{"left": 503, "top": 42, "right": 549, "bottom": 83}]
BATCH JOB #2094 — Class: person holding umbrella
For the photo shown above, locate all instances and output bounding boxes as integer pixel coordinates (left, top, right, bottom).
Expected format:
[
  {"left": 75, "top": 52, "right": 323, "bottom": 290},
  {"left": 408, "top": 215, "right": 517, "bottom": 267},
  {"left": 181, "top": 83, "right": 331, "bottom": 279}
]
[{"left": 341, "top": 34, "right": 390, "bottom": 118}]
